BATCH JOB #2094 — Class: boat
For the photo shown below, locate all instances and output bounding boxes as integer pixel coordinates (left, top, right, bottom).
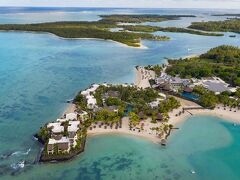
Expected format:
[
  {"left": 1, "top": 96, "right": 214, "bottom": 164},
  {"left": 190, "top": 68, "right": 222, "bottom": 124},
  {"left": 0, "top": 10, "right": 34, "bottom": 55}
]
[{"left": 229, "top": 35, "right": 236, "bottom": 38}]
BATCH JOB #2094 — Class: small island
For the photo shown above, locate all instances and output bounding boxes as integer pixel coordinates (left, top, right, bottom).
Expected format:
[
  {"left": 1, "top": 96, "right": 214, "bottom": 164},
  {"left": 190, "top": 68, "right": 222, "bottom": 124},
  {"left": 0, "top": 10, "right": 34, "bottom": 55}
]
[{"left": 35, "top": 45, "right": 240, "bottom": 162}]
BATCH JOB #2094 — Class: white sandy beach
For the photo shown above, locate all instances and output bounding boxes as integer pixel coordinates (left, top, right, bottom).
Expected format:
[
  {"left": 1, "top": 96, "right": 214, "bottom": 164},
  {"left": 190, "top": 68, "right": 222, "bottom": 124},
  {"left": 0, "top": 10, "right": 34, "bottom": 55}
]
[
  {"left": 135, "top": 66, "right": 155, "bottom": 89},
  {"left": 169, "top": 97, "right": 240, "bottom": 126},
  {"left": 88, "top": 117, "right": 163, "bottom": 143},
  {"left": 87, "top": 97, "right": 240, "bottom": 144},
  {"left": 64, "top": 94, "right": 240, "bottom": 144}
]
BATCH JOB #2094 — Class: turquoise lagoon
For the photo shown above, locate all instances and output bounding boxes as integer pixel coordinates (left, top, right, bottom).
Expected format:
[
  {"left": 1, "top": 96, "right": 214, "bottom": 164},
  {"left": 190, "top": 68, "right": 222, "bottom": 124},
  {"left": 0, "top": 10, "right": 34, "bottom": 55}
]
[
  {"left": 4, "top": 116, "right": 240, "bottom": 180},
  {"left": 0, "top": 8, "right": 239, "bottom": 179}
]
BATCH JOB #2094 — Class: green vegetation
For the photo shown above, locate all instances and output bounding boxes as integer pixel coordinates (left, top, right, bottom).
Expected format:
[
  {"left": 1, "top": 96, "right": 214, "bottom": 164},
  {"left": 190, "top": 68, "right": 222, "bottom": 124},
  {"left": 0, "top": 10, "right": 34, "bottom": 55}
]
[
  {"left": 193, "top": 86, "right": 218, "bottom": 108},
  {"left": 121, "top": 25, "right": 223, "bottom": 36},
  {"left": 74, "top": 84, "right": 180, "bottom": 127},
  {"left": 74, "top": 94, "right": 87, "bottom": 110},
  {"left": 94, "top": 85, "right": 160, "bottom": 106},
  {"left": 0, "top": 22, "right": 169, "bottom": 47},
  {"left": 37, "top": 126, "right": 51, "bottom": 143},
  {"left": 94, "top": 109, "right": 121, "bottom": 124},
  {"left": 192, "top": 86, "right": 240, "bottom": 109},
  {"left": 105, "top": 97, "right": 123, "bottom": 106},
  {"left": 100, "top": 14, "right": 196, "bottom": 23},
  {"left": 158, "top": 97, "right": 181, "bottom": 113},
  {"left": 212, "top": 14, "right": 240, "bottom": 17},
  {"left": 166, "top": 45, "right": 240, "bottom": 86},
  {"left": 189, "top": 19, "right": 240, "bottom": 33},
  {"left": 129, "top": 112, "right": 141, "bottom": 127},
  {"left": 0, "top": 14, "right": 228, "bottom": 48}
]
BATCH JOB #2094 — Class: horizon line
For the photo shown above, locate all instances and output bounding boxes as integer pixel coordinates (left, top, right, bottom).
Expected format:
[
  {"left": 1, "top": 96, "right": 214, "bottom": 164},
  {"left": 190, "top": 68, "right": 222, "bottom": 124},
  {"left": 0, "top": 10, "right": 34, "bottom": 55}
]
[{"left": 0, "top": 6, "right": 240, "bottom": 10}]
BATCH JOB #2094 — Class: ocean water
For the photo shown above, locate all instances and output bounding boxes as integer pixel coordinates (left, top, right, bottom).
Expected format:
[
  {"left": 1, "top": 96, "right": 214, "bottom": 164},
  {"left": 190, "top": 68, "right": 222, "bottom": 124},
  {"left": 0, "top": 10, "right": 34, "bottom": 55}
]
[
  {"left": 0, "top": 7, "right": 239, "bottom": 179},
  {"left": 3, "top": 116, "right": 240, "bottom": 180}
]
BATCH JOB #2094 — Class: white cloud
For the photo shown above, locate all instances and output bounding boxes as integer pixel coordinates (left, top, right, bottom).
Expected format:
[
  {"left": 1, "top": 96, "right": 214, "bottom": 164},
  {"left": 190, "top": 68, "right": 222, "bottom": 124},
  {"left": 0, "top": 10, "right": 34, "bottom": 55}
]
[{"left": 0, "top": 0, "right": 240, "bottom": 9}]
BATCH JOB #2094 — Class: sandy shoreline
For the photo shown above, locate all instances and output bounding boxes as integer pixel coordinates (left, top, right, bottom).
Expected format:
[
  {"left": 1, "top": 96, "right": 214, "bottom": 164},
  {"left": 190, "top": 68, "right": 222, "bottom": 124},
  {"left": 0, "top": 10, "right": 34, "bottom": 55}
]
[
  {"left": 169, "top": 97, "right": 240, "bottom": 126},
  {"left": 88, "top": 130, "right": 161, "bottom": 144},
  {"left": 64, "top": 97, "right": 240, "bottom": 144},
  {"left": 87, "top": 105, "right": 240, "bottom": 144},
  {"left": 135, "top": 66, "right": 155, "bottom": 89},
  {"left": 87, "top": 117, "right": 163, "bottom": 144}
]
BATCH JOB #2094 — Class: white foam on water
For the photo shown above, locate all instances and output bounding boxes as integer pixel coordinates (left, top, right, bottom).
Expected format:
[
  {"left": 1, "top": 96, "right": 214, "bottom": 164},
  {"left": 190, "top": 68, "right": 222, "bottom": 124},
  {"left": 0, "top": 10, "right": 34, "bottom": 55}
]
[
  {"left": 11, "top": 148, "right": 31, "bottom": 156},
  {"left": 10, "top": 160, "right": 25, "bottom": 170}
]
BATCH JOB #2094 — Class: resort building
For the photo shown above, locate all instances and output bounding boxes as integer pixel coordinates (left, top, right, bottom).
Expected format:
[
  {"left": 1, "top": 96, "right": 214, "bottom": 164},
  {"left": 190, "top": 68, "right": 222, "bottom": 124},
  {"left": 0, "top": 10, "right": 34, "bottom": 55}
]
[
  {"left": 156, "top": 113, "right": 163, "bottom": 121},
  {"left": 194, "top": 77, "right": 236, "bottom": 95},
  {"left": 78, "top": 110, "right": 88, "bottom": 120},
  {"left": 86, "top": 95, "right": 97, "bottom": 109},
  {"left": 81, "top": 84, "right": 100, "bottom": 96},
  {"left": 46, "top": 112, "right": 82, "bottom": 155},
  {"left": 68, "top": 121, "right": 80, "bottom": 147},
  {"left": 81, "top": 85, "right": 99, "bottom": 109},
  {"left": 56, "top": 112, "right": 82, "bottom": 123},
  {"left": 47, "top": 137, "right": 70, "bottom": 154},
  {"left": 106, "top": 105, "right": 119, "bottom": 113},
  {"left": 47, "top": 122, "right": 64, "bottom": 134},
  {"left": 155, "top": 73, "right": 191, "bottom": 91},
  {"left": 149, "top": 98, "right": 162, "bottom": 108},
  {"left": 103, "top": 90, "right": 120, "bottom": 99},
  {"left": 65, "top": 113, "right": 78, "bottom": 121},
  {"left": 169, "top": 77, "right": 191, "bottom": 90}
]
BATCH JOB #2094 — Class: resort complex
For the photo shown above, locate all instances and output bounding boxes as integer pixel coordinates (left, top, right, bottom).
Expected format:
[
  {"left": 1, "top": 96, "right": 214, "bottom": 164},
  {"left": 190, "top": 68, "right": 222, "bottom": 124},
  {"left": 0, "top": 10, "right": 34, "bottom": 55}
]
[
  {"left": 1, "top": 5, "right": 240, "bottom": 179},
  {"left": 35, "top": 46, "right": 240, "bottom": 162}
]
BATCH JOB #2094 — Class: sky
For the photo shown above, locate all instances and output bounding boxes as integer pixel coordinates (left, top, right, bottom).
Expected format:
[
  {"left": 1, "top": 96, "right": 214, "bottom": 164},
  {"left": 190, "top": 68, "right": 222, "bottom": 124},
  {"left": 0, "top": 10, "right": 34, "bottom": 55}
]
[{"left": 0, "top": 0, "right": 240, "bottom": 9}]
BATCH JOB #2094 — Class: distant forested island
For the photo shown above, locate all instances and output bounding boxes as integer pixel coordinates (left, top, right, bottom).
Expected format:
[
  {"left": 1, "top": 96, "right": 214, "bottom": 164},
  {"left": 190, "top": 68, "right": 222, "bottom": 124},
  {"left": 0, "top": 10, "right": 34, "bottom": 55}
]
[
  {"left": 189, "top": 19, "right": 240, "bottom": 33},
  {"left": 166, "top": 45, "right": 240, "bottom": 86},
  {"left": 0, "top": 14, "right": 225, "bottom": 47},
  {"left": 99, "top": 14, "right": 196, "bottom": 23},
  {"left": 212, "top": 14, "right": 240, "bottom": 17},
  {"left": 120, "top": 25, "right": 223, "bottom": 36}
]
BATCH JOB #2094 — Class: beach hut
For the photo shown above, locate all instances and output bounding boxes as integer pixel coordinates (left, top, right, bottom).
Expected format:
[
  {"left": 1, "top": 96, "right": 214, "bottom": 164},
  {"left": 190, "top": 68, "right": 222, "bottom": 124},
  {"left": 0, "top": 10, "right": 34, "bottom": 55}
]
[
  {"left": 156, "top": 113, "right": 163, "bottom": 121},
  {"left": 138, "top": 111, "right": 145, "bottom": 120}
]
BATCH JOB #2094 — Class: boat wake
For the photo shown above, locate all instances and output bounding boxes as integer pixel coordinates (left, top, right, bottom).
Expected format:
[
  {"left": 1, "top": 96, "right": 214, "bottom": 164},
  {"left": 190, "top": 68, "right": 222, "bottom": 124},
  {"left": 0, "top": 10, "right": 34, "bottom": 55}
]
[
  {"left": 11, "top": 148, "right": 31, "bottom": 156},
  {"left": 0, "top": 148, "right": 31, "bottom": 160}
]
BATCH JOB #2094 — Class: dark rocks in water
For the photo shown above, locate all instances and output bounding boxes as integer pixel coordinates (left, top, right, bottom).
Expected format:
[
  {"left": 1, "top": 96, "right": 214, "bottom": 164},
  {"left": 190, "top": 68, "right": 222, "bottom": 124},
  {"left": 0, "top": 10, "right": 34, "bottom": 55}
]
[
  {"left": 66, "top": 99, "right": 74, "bottom": 103},
  {"left": 0, "top": 152, "right": 13, "bottom": 160},
  {"left": 161, "top": 139, "right": 167, "bottom": 146}
]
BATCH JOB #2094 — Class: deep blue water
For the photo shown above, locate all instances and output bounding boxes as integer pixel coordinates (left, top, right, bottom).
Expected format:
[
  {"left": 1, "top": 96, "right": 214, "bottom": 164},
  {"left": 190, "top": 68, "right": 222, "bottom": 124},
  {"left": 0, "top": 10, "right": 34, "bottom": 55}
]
[{"left": 0, "top": 7, "right": 239, "bottom": 179}]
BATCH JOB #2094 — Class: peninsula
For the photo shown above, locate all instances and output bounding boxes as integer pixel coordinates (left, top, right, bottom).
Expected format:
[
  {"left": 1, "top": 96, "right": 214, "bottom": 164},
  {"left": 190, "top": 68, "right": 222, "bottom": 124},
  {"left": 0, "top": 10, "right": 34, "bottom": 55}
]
[
  {"left": 0, "top": 14, "right": 224, "bottom": 47},
  {"left": 188, "top": 19, "right": 240, "bottom": 33},
  {"left": 35, "top": 45, "right": 240, "bottom": 162}
]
